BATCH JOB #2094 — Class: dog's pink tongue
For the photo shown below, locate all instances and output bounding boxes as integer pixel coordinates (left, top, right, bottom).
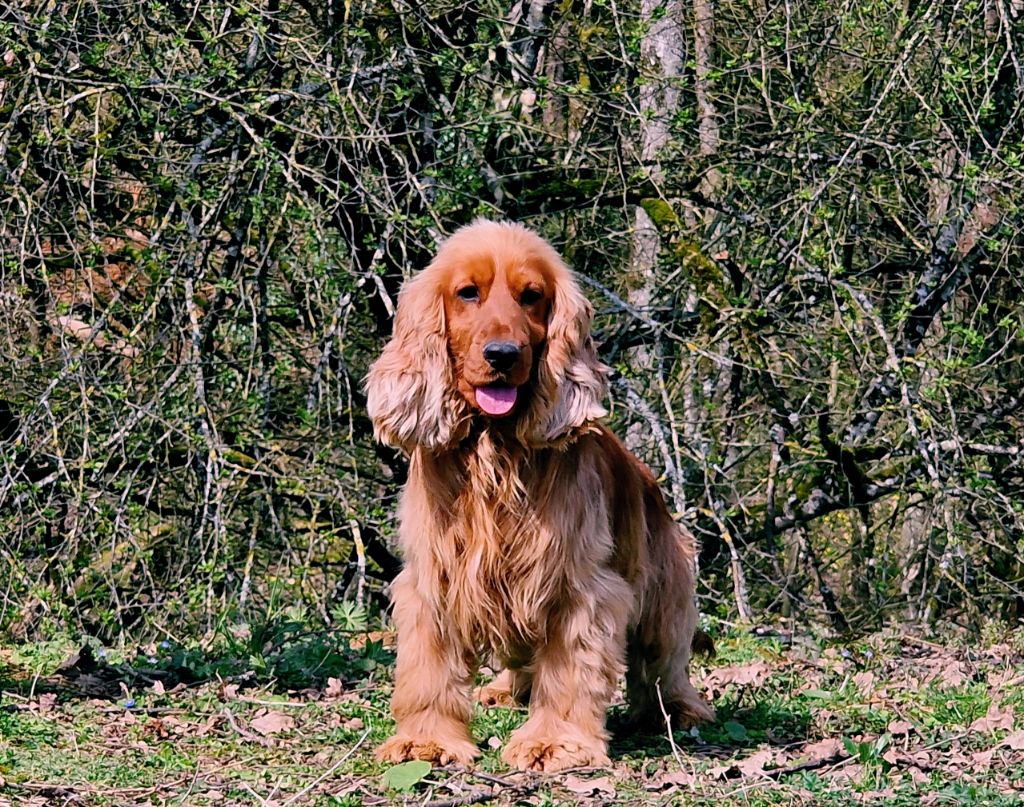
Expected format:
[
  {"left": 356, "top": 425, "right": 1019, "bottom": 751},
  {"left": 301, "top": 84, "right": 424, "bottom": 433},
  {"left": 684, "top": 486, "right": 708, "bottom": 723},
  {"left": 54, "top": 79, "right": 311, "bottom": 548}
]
[{"left": 476, "top": 385, "right": 518, "bottom": 416}]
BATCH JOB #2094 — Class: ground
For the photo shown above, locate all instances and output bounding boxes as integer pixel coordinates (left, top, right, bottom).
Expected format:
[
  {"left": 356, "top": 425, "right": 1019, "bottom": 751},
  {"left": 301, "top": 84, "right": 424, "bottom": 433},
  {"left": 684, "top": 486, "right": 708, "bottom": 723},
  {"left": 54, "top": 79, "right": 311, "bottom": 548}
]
[{"left": 2, "top": 625, "right": 1024, "bottom": 806}]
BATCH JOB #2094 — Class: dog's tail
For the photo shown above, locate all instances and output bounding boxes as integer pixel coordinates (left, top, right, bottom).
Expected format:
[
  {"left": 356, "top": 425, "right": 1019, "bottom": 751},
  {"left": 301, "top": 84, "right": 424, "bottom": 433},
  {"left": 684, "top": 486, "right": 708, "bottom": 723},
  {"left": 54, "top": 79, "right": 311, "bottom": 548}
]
[{"left": 691, "top": 628, "right": 716, "bottom": 658}]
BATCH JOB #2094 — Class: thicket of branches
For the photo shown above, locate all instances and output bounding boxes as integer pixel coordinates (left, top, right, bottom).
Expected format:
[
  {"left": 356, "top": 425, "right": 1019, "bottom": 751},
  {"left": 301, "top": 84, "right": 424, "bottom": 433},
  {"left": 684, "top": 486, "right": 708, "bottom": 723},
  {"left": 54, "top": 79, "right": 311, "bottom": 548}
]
[{"left": 1, "top": 0, "right": 1022, "bottom": 641}]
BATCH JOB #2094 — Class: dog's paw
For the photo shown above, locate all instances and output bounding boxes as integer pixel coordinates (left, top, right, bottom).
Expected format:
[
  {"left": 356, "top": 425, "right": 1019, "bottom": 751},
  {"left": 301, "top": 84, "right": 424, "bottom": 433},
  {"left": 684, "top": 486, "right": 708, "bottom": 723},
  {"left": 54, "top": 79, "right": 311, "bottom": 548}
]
[
  {"left": 622, "top": 694, "right": 715, "bottom": 736},
  {"left": 672, "top": 697, "right": 715, "bottom": 728},
  {"left": 666, "top": 684, "right": 716, "bottom": 728},
  {"left": 502, "top": 731, "right": 609, "bottom": 772},
  {"left": 475, "top": 681, "right": 517, "bottom": 708},
  {"left": 376, "top": 734, "right": 480, "bottom": 766},
  {"left": 475, "top": 669, "right": 529, "bottom": 708}
]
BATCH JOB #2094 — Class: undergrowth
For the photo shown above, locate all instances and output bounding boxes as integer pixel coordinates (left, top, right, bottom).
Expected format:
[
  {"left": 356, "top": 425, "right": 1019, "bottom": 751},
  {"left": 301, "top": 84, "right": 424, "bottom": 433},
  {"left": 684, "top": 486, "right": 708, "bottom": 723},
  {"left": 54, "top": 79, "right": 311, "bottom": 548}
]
[{"left": 2, "top": 621, "right": 1024, "bottom": 805}]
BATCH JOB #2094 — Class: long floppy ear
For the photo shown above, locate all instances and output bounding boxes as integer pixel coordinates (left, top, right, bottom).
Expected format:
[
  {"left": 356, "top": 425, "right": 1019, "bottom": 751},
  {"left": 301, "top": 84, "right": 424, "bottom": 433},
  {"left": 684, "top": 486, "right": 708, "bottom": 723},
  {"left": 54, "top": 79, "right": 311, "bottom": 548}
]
[
  {"left": 365, "top": 272, "right": 468, "bottom": 452},
  {"left": 520, "top": 267, "right": 609, "bottom": 445}
]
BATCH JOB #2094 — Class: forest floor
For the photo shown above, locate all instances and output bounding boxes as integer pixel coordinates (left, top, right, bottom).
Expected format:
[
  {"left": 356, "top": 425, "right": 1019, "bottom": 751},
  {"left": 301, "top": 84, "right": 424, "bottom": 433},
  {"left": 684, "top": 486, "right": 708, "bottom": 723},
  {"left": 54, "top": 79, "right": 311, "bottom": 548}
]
[{"left": 2, "top": 624, "right": 1024, "bottom": 806}]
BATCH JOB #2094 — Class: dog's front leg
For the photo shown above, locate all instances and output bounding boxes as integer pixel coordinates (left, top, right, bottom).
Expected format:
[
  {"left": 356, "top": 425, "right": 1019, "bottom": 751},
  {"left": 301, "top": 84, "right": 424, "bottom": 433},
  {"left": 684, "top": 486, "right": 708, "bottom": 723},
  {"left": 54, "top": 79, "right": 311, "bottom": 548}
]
[
  {"left": 376, "top": 570, "right": 479, "bottom": 766},
  {"left": 502, "top": 569, "right": 632, "bottom": 772}
]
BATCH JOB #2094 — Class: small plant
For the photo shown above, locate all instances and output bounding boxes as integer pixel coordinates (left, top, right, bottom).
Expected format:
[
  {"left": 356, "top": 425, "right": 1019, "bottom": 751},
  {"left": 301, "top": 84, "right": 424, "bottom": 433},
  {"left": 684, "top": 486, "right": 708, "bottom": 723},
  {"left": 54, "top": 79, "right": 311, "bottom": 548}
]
[{"left": 331, "top": 601, "right": 368, "bottom": 632}]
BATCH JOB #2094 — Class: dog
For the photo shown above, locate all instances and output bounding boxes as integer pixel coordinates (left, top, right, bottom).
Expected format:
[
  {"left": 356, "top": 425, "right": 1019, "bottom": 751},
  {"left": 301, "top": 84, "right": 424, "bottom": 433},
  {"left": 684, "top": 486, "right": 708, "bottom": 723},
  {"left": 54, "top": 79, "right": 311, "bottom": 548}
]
[{"left": 366, "top": 220, "right": 713, "bottom": 772}]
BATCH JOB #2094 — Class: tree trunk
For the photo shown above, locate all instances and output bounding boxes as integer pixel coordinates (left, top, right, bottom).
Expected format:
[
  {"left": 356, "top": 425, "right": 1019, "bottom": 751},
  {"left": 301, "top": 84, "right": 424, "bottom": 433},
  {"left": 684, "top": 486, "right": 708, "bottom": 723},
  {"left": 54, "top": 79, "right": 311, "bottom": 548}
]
[
  {"left": 626, "top": 0, "right": 685, "bottom": 481},
  {"left": 693, "top": 0, "right": 720, "bottom": 224}
]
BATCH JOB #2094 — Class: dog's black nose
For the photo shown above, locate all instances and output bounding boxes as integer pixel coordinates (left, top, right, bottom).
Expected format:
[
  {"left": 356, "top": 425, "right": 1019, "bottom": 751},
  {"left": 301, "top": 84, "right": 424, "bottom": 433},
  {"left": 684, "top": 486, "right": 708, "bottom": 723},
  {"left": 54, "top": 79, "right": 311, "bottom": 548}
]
[{"left": 483, "top": 341, "right": 522, "bottom": 372}]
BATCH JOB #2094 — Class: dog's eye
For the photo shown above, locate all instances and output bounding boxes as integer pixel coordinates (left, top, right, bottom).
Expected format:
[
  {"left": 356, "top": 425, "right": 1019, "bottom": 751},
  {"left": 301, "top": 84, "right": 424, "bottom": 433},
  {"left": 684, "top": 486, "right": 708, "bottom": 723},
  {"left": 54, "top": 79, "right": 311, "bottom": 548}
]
[
  {"left": 457, "top": 285, "right": 479, "bottom": 302},
  {"left": 520, "top": 288, "right": 543, "bottom": 306}
]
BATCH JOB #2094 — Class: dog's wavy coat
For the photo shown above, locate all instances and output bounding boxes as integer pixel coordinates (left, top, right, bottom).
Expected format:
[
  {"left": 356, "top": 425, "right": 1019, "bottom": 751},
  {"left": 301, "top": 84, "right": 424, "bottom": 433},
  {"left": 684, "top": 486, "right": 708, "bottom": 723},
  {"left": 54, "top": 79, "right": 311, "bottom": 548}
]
[{"left": 367, "top": 220, "right": 713, "bottom": 772}]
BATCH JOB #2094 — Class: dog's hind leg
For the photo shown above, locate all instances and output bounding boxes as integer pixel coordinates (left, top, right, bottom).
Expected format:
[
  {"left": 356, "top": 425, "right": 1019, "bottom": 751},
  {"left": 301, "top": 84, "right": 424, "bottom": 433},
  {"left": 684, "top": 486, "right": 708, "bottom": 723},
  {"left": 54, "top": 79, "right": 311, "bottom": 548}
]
[
  {"left": 626, "top": 525, "right": 714, "bottom": 731},
  {"left": 626, "top": 629, "right": 715, "bottom": 731}
]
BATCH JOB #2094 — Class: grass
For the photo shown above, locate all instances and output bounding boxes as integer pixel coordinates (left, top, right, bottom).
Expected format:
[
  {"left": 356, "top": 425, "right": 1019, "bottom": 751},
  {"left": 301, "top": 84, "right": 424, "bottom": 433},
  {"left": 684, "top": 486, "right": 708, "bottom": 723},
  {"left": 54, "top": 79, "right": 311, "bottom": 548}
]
[{"left": 2, "top": 623, "right": 1024, "bottom": 805}]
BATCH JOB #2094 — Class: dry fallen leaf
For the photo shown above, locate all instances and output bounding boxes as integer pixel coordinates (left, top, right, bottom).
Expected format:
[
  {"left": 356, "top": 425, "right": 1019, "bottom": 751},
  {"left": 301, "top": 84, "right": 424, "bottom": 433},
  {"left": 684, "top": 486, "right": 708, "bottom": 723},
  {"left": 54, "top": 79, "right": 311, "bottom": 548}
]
[
  {"left": 944, "top": 750, "right": 972, "bottom": 772},
  {"left": 348, "top": 629, "right": 397, "bottom": 650},
  {"left": 799, "top": 737, "right": 846, "bottom": 764},
  {"left": 705, "top": 763, "right": 734, "bottom": 780},
  {"left": 647, "top": 770, "right": 695, "bottom": 790},
  {"left": 969, "top": 702, "right": 1015, "bottom": 734},
  {"left": 148, "top": 718, "right": 171, "bottom": 740},
  {"left": 735, "top": 747, "right": 775, "bottom": 777},
  {"left": 887, "top": 719, "right": 913, "bottom": 736},
  {"left": 852, "top": 671, "right": 876, "bottom": 694},
  {"left": 971, "top": 749, "right": 995, "bottom": 768},
  {"left": 194, "top": 714, "right": 221, "bottom": 737},
  {"left": 564, "top": 775, "right": 615, "bottom": 796},
  {"left": 325, "top": 677, "right": 344, "bottom": 699},
  {"left": 35, "top": 693, "right": 57, "bottom": 713},
  {"left": 924, "top": 659, "right": 971, "bottom": 689},
  {"left": 1001, "top": 729, "right": 1024, "bottom": 750},
  {"left": 161, "top": 715, "right": 186, "bottom": 731},
  {"left": 249, "top": 711, "right": 296, "bottom": 736},
  {"left": 906, "top": 750, "right": 933, "bottom": 768},
  {"left": 124, "top": 228, "right": 150, "bottom": 249},
  {"left": 703, "top": 659, "right": 772, "bottom": 690},
  {"left": 908, "top": 767, "right": 930, "bottom": 785},
  {"left": 830, "top": 762, "right": 864, "bottom": 785}
]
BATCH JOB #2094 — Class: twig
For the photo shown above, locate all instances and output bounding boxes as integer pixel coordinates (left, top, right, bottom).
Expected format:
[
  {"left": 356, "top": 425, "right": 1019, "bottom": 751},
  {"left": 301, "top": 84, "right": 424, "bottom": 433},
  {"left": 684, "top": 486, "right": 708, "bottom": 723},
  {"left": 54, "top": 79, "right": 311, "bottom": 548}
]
[
  {"left": 612, "top": 373, "right": 690, "bottom": 513},
  {"left": 765, "top": 750, "right": 849, "bottom": 779},
  {"left": 698, "top": 503, "right": 751, "bottom": 621},
  {"left": 419, "top": 770, "right": 540, "bottom": 807},
  {"left": 232, "top": 696, "right": 315, "bottom": 708},
  {"left": 278, "top": 727, "right": 371, "bottom": 807},
  {"left": 177, "top": 767, "right": 203, "bottom": 806},
  {"left": 421, "top": 792, "right": 500, "bottom": 807},
  {"left": 467, "top": 771, "right": 533, "bottom": 789},
  {"left": 421, "top": 782, "right": 539, "bottom": 807},
  {"left": 349, "top": 517, "right": 367, "bottom": 608},
  {"left": 220, "top": 707, "right": 271, "bottom": 746},
  {"left": 655, "top": 678, "right": 684, "bottom": 769}
]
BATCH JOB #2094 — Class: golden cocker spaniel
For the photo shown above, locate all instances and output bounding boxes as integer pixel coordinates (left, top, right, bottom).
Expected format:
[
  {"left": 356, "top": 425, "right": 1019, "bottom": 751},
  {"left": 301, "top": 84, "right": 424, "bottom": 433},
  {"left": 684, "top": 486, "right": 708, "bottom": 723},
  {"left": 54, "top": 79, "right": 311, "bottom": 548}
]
[{"left": 366, "top": 220, "right": 714, "bottom": 772}]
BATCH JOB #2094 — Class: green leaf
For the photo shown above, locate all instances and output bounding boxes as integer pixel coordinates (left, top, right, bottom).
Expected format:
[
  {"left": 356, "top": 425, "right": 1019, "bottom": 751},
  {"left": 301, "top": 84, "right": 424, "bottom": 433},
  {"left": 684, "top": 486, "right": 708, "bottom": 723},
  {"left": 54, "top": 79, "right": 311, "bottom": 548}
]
[
  {"left": 382, "top": 760, "right": 431, "bottom": 791},
  {"left": 724, "top": 720, "right": 748, "bottom": 741},
  {"left": 800, "top": 688, "right": 832, "bottom": 700}
]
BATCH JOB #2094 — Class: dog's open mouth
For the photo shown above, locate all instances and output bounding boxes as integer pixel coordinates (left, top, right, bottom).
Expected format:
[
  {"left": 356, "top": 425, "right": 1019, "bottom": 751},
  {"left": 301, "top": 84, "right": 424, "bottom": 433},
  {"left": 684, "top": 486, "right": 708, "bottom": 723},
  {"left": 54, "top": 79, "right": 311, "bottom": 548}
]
[{"left": 475, "top": 384, "right": 518, "bottom": 416}]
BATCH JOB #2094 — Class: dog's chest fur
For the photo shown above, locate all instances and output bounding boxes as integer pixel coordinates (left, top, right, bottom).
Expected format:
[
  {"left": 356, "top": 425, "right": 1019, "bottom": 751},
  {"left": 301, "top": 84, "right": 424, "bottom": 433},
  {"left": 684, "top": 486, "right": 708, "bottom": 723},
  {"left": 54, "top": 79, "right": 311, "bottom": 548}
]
[{"left": 431, "top": 431, "right": 567, "bottom": 654}]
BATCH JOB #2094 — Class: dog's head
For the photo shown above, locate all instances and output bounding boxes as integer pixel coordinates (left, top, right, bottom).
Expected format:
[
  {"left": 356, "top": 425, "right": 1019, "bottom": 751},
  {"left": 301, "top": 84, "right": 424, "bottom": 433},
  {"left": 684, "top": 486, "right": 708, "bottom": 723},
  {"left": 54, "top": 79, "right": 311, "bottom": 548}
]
[{"left": 366, "top": 220, "right": 607, "bottom": 452}]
